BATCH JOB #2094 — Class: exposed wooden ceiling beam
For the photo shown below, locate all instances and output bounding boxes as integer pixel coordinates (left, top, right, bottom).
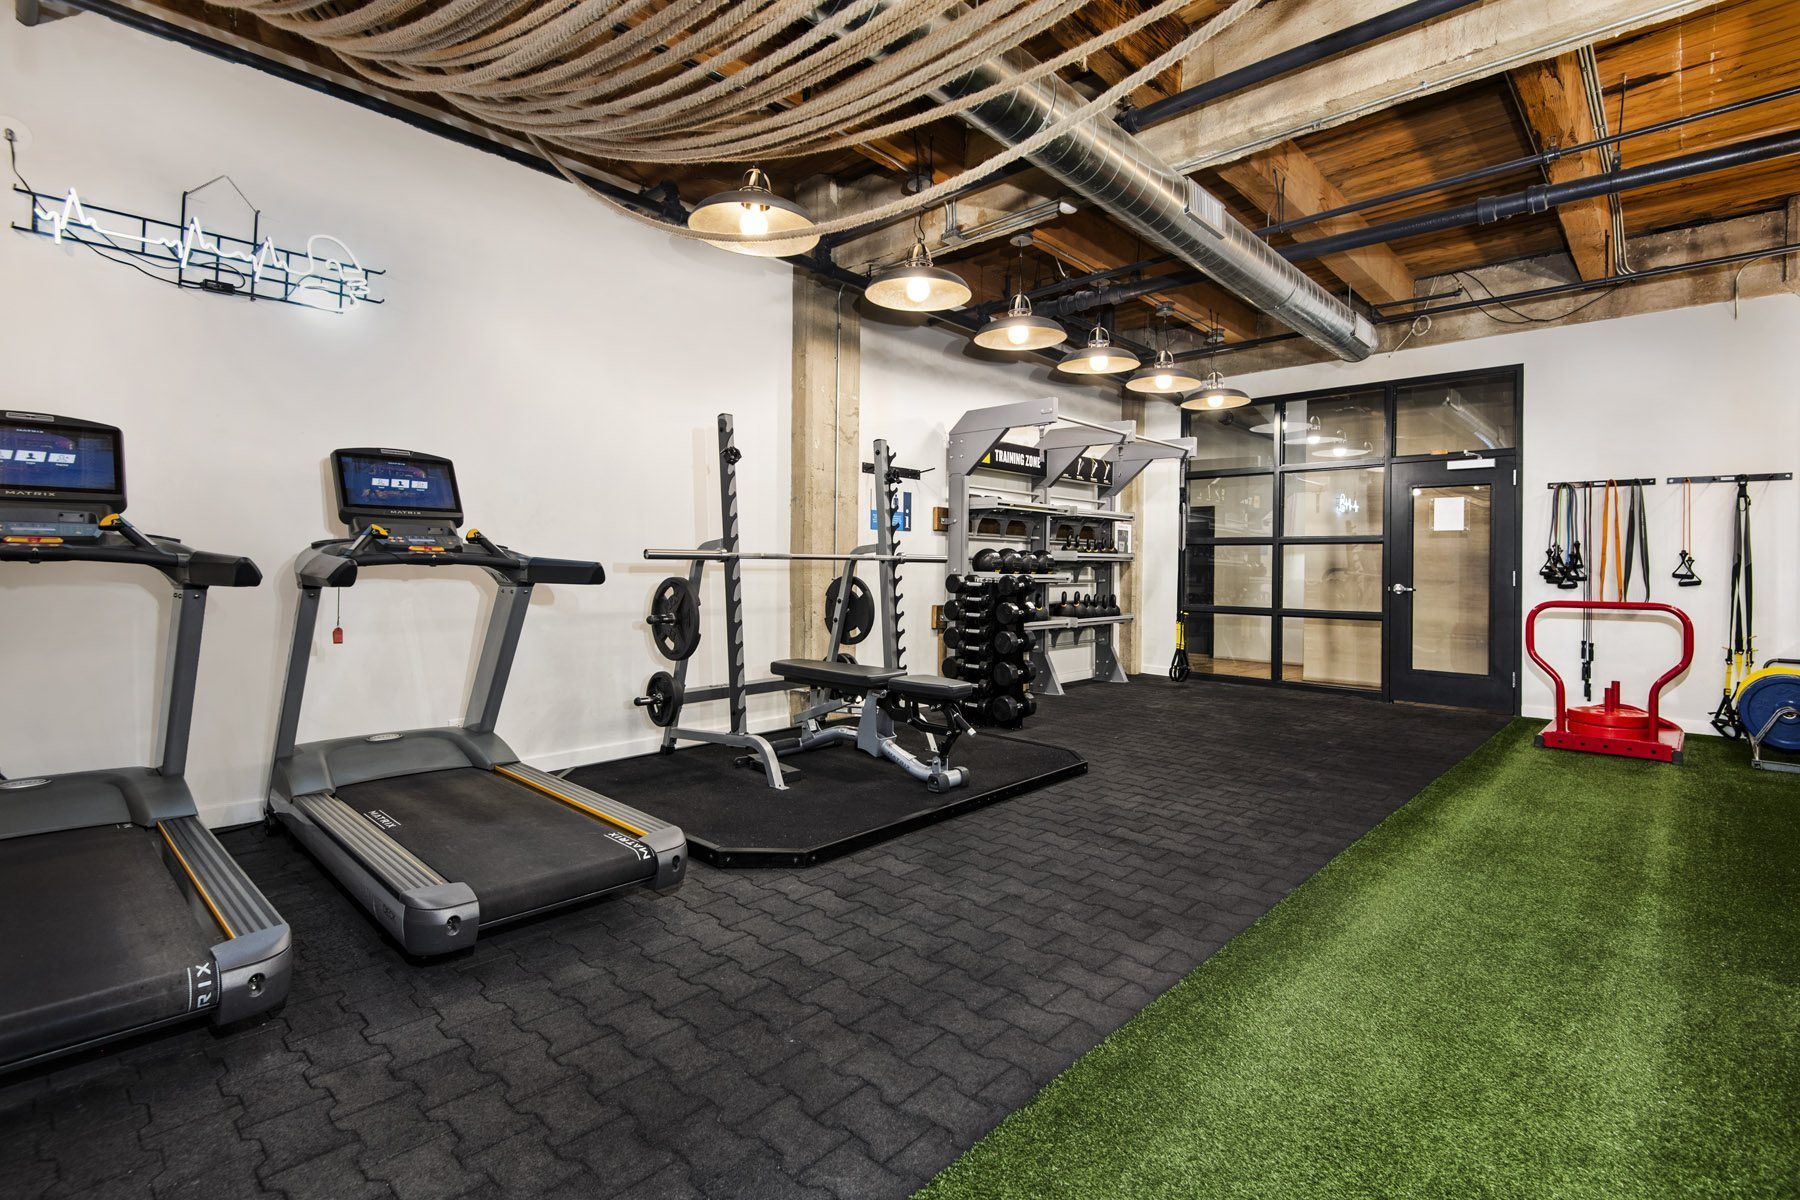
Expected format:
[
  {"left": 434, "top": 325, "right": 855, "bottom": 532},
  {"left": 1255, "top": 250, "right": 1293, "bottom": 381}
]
[
  {"left": 1139, "top": 0, "right": 1726, "bottom": 170},
  {"left": 1508, "top": 52, "right": 1614, "bottom": 280},
  {"left": 1213, "top": 141, "right": 1416, "bottom": 303}
]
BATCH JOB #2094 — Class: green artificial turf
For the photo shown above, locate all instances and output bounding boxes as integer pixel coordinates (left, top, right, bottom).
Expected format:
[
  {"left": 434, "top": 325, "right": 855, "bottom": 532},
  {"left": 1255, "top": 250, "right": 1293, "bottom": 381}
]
[{"left": 918, "top": 722, "right": 1799, "bottom": 1200}]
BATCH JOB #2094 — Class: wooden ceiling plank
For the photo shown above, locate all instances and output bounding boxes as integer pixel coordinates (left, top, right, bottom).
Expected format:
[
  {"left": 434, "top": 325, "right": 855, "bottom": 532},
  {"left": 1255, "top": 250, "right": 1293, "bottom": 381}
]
[
  {"left": 1508, "top": 52, "right": 1614, "bottom": 280},
  {"left": 1213, "top": 141, "right": 1415, "bottom": 303}
]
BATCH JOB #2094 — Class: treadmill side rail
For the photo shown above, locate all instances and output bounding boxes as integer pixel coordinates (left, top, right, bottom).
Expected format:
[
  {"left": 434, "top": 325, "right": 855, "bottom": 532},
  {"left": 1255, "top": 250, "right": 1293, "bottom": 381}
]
[
  {"left": 156, "top": 817, "right": 292, "bottom": 1023},
  {"left": 280, "top": 791, "right": 480, "bottom": 955},
  {"left": 497, "top": 763, "right": 688, "bottom": 893}
]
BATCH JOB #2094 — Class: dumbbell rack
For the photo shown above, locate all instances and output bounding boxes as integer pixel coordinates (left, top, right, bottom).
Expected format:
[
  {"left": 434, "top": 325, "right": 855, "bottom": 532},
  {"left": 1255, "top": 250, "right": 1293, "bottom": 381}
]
[{"left": 946, "top": 399, "right": 1192, "bottom": 700}]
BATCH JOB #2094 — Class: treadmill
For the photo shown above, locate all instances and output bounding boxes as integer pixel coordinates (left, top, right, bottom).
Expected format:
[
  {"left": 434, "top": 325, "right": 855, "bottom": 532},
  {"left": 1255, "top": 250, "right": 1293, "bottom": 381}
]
[
  {"left": 0, "top": 412, "right": 291, "bottom": 1072},
  {"left": 267, "top": 447, "right": 685, "bottom": 955}
]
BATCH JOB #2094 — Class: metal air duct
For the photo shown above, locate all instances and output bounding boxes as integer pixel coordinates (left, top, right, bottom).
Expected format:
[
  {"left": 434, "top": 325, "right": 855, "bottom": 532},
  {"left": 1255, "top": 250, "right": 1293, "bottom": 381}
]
[{"left": 840, "top": 3, "right": 1380, "bottom": 361}]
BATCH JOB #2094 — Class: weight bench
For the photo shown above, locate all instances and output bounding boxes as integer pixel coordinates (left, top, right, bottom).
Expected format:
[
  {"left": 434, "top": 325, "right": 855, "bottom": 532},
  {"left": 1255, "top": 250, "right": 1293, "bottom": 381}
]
[{"left": 767, "top": 659, "right": 976, "bottom": 793}]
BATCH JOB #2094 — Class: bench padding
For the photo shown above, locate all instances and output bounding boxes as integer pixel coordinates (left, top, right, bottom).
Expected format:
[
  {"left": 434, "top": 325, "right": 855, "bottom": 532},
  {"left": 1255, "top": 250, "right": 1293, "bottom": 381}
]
[
  {"left": 771, "top": 658, "right": 903, "bottom": 690},
  {"left": 886, "top": 674, "right": 975, "bottom": 702}
]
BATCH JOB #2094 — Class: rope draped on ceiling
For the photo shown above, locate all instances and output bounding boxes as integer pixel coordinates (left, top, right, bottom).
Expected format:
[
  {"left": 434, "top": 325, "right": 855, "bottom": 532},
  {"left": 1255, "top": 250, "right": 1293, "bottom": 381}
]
[{"left": 201, "top": 0, "right": 1257, "bottom": 242}]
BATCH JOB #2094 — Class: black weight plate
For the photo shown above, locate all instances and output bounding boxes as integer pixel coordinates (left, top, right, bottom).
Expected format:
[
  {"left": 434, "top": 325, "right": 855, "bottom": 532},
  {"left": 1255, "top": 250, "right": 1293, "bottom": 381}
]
[
  {"left": 647, "top": 577, "right": 701, "bottom": 661},
  {"left": 825, "top": 576, "right": 876, "bottom": 645},
  {"left": 642, "top": 671, "right": 683, "bottom": 728}
]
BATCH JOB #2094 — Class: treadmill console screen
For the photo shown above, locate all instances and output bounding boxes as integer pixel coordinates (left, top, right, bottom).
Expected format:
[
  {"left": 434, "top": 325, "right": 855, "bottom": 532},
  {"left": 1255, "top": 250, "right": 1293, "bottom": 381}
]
[
  {"left": 337, "top": 452, "right": 461, "bottom": 515},
  {"left": 0, "top": 419, "right": 121, "bottom": 494}
]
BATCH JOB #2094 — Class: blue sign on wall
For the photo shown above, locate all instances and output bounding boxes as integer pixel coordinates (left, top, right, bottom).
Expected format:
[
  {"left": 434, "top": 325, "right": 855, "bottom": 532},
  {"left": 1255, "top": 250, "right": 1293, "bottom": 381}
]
[{"left": 871, "top": 490, "right": 913, "bottom": 531}]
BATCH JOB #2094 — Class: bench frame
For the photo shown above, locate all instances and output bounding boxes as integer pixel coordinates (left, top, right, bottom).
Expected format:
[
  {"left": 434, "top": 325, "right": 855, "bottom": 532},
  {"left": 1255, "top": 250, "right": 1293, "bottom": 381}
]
[{"left": 772, "top": 665, "right": 974, "bottom": 793}]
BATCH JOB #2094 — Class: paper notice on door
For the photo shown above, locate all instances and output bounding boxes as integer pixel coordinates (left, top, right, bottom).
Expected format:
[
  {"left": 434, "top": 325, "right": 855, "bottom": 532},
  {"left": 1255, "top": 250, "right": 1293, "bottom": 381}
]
[{"left": 1432, "top": 495, "right": 1467, "bottom": 532}]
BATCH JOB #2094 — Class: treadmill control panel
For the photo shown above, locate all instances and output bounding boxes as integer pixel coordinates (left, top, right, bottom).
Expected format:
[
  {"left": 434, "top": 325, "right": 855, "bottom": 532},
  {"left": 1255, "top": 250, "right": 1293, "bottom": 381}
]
[
  {"left": 1, "top": 515, "right": 102, "bottom": 545},
  {"left": 374, "top": 529, "right": 463, "bottom": 554}
]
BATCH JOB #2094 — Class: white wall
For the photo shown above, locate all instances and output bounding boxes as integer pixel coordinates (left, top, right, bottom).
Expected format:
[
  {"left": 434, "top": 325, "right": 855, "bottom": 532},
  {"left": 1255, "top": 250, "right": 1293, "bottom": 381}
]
[
  {"left": 1139, "top": 297, "right": 1800, "bottom": 731},
  {"left": 0, "top": 14, "right": 796, "bottom": 825}
]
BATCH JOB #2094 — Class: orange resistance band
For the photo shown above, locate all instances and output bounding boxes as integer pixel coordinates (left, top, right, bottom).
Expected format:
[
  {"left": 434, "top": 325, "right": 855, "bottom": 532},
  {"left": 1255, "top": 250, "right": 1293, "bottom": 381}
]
[{"left": 1597, "top": 481, "right": 1625, "bottom": 601}]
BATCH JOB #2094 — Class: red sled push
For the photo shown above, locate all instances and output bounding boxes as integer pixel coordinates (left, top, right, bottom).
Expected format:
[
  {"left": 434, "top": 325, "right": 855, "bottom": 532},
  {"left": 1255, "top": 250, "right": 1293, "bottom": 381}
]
[{"left": 1524, "top": 600, "right": 1693, "bottom": 764}]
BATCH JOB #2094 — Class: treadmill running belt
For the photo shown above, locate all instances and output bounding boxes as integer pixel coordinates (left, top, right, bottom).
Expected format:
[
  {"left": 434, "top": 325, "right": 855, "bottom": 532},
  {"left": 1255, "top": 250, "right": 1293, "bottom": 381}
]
[
  {"left": 333, "top": 768, "right": 653, "bottom": 923},
  {"left": 0, "top": 825, "right": 218, "bottom": 1067}
]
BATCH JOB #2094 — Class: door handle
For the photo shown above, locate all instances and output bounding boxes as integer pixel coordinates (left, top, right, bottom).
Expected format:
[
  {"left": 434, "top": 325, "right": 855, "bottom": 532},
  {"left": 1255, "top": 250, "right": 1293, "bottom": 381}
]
[{"left": 1390, "top": 583, "right": 1415, "bottom": 595}]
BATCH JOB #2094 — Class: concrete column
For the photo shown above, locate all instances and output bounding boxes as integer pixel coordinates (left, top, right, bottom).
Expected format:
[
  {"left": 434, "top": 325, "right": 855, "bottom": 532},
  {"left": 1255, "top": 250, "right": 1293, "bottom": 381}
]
[
  {"left": 1786, "top": 195, "right": 1800, "bottom": 290},
  {"left": 790, "top": 179, "right": 861, "bottom": 666}
]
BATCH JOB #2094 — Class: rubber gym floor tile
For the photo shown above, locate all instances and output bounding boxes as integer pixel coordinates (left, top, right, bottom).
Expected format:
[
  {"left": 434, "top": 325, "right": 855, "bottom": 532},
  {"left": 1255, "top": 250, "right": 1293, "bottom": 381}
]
[{"left": 3, "top": 679, "right": 1506, "bottom": 1199}]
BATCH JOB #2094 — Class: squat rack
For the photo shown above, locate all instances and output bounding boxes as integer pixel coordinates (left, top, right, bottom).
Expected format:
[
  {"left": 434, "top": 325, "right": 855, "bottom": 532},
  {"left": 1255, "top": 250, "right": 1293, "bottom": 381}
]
[{"left": 639, "top": 413, "right": 945, "bottom": 789}]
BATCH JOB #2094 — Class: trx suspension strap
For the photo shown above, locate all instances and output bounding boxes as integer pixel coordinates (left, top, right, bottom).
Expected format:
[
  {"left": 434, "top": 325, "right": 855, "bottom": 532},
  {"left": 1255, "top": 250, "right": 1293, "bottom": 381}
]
[
  {"left": 1563, "top": 484, "right": 1585, "bottom": 590},
  {"left": 1540, "top": 484, "right": 1564, "bottom": 585},
  {"left": 1672, "top": 479, "right": 1701, "bottom": 586},
  {"left": 1620, "top": 482, "right": 1651, "bottom": 600},
  {"left": 1712, "top": 479, "right": 1754, "bottom": 737}
]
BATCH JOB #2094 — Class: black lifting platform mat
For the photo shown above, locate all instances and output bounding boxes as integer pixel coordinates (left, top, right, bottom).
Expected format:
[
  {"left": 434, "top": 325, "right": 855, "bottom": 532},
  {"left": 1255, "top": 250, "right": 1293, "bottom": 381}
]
[{"left": 563, "top": 731, "right": 1086, "bottom": 867}]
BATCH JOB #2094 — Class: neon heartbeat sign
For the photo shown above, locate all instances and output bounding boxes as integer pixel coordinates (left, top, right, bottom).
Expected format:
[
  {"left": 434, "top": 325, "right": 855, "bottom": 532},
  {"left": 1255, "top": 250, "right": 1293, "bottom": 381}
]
[{"left": 12, "top": 178, "right": 384, "bottom": 313}]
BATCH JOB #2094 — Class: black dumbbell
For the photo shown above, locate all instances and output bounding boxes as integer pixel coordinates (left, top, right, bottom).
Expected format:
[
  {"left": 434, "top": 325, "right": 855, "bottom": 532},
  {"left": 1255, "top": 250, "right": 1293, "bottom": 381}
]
[
  {"left": 943, "top": 653, "right": 988, "bottom": 675},
  {"left": 944, "top": 597, "right": 994, "bottom": 623},
  {"left": 971, "top": 548, "right": 1002, "bottom": 572},
  {"left": 995, "top": 575, "right": 1030, "bottom": 597},
  {"left": 999, "top": 548, "right": 1027, "bottom": 573},
  {"left": 994, "top": 600, "right": 1026, "bottom": 625},
  {"left": 1020, "top": 694, "right": 1038, "bottom": 719},
  {"left": 989, "top": 695, "right": 1024, "bottom": 724},
  {"left": 992, "top": 630, "right": 1027, "bottom": 655},
  {"left": 992, "top": 660, "right": 1036, "bottom": 687}
]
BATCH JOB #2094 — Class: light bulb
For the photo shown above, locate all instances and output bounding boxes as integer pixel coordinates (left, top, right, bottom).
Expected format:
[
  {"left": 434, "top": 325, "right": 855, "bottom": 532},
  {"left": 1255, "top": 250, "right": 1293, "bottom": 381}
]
[
  {"left": 1206, "top": 393, "right": 1225, "bottom": 409},
  {"left": 1154, "top": 374, "right": 1172, "bottom": 390},
  {"left": 1007, "top": 323, "right": 1030, "bottom": 346},
  {"left": 738, "top": 205, "right": 770, "bottom": 236},
  {"left": 905, "top": 275, "right": 932, "bottom": 304},
  {"left": 1088, "top": 352, "right": 1107, "bottom": 370}
]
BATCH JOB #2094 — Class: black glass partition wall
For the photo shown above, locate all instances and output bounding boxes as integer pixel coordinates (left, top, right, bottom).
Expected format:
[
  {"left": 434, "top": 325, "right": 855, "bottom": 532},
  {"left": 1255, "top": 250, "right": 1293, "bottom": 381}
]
[{"left": 1182, "top": 366, "right": 1521, "bottom": 698}]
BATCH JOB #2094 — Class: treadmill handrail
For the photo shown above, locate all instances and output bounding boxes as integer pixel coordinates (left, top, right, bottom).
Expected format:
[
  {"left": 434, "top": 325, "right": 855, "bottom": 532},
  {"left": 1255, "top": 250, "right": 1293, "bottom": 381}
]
[
  {"left": 0, "top": 535, "right": 261, "bottom": 588},
  {"left": 295, "top": 538, "right": 605, "bottom": 588}
]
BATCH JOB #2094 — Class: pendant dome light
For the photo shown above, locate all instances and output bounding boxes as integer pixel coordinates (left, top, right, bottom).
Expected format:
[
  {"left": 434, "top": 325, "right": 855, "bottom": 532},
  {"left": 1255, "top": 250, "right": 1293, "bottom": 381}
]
[
  {"left": 1056, "top": 322, "right": 1139, "bottom": 375},
  {"left": 975, "top": 294, "right": 1067, "bottom": 350},
  {"left": 1178, "top": 322, "right": 1253, "bottom": 411},
  {"left": 866, "top": 217, "right": 971, "bottom": 312},
  {"left": 687, "top": 168, "right": 819, "bottom": 258},
  {"left": 1182, "top": 369, "right": 1253, "bottom": 411},
  {"left": 1127, "top": 306, "right": 1205, "bottom": 394},
  {"left": 974, "top": 236, "right": 1065, "bottom": 350},
  {"left": 1316, "top": 437, "right": 1373, "bottom": 459}
]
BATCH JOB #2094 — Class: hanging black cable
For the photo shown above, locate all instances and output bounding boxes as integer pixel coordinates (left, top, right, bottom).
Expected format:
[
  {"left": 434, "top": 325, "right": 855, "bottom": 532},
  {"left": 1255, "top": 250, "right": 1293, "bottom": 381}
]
[{"left": 1711, "top": 480, "right": 1755, "bottom": 737}]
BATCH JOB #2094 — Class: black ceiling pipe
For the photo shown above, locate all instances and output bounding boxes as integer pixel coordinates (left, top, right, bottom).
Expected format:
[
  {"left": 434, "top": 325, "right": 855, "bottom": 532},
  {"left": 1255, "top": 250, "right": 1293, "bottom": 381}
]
[
  {"left": 1118, "top": 0, "right": 1484, "bottom": 133},
  {"left": 1281, "top": 127, "right": 1800, "bottom": 263},
  {"left": 1034, "top": 269, "right": 1212, "bottom": 317},
  {"left": 1374, "top": 239, "right": 1800, "bottom": 321},
  {"left": 1185, "top": 238, "right": 1800, "bottom": 359},
  {"left": 1260, "top": 79, "right": 1800, "bottom": 238}
]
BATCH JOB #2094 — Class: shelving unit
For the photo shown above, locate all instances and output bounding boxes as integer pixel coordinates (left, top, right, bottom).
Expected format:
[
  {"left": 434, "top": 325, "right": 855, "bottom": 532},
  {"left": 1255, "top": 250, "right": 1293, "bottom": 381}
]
[{"left": 945, "top": 398, "right": 1192, "bottom": 699}]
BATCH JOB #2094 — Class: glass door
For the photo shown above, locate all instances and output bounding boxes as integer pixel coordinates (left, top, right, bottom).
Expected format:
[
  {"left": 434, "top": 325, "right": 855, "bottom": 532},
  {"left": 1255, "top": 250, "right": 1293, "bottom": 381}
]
[{"left": 1386, "top": 459, "right": 1518, "bottom": 710}]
